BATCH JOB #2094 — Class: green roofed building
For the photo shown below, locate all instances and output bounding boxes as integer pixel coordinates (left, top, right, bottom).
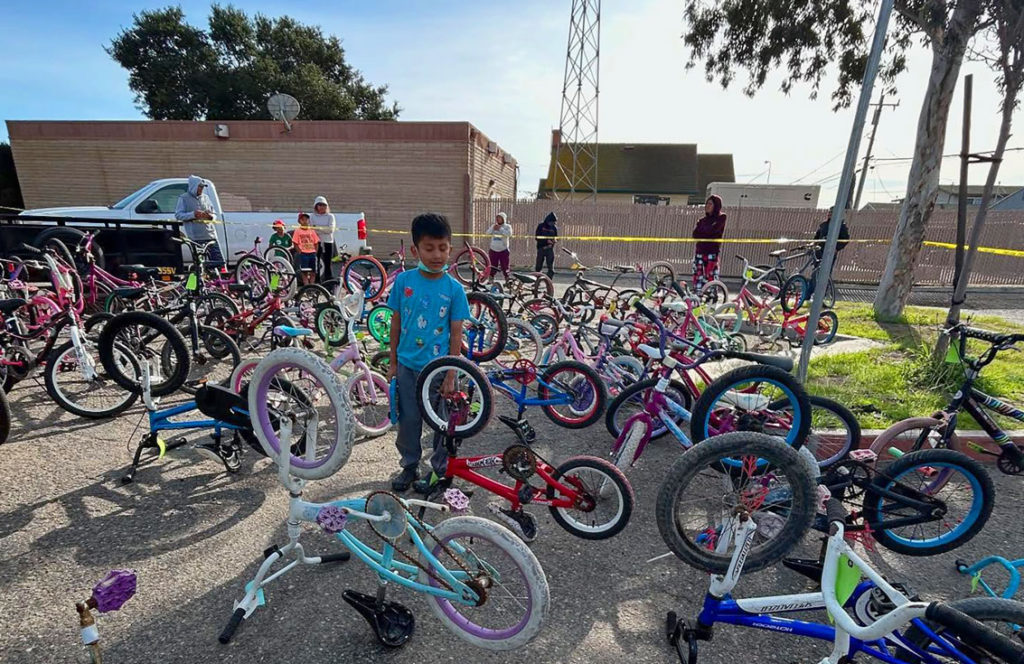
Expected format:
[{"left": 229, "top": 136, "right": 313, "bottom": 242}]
[{"left": 537, "top": 130, "right": 734, "bottom": 206}]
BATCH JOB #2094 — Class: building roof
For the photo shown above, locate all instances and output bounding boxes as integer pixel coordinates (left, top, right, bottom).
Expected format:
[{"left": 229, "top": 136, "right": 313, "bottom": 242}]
[
  {"left": 696, "top": 154, "right": 736, "bottom": 199},
  {"left": 543, "top": 142, "right": 708, "bottom": 195},
  {"left": 936, "top": 184, "right": 1021, "bottom": 199}
]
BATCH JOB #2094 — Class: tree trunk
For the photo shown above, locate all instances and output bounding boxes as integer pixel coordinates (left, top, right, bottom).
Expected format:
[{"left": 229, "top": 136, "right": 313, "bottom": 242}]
[{"left": 873, "top": 0, "right": 984, "bottom": 317}]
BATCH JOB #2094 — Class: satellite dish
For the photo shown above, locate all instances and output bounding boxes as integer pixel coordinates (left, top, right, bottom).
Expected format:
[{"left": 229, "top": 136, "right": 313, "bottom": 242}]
[{"left": 267, "top": 93, "right": 301, "bottom": 131}]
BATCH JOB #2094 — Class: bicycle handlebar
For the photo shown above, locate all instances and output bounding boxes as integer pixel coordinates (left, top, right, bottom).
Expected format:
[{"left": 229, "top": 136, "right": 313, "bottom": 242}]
[{"left": 925, "top": 603, "right": 1024, "bottom": 662}]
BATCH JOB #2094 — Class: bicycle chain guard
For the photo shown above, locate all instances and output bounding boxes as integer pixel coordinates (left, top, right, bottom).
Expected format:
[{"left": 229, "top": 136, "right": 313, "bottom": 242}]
[
  {"left": 365, "top": 491, "right": 407, "bottom": 542},
  {"left": 502, "top": 445, "right": 537, "bottom": 481},
  {"left": 510, "top": 359, "right": 537, "bottom": 385}
]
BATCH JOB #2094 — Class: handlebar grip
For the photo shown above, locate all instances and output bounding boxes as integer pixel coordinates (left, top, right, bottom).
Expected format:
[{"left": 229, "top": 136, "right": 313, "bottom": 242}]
[
  {"left": 924, "top": 603, "right": 1024, "bottom": 662},
  {"left": 633, "top": 301, "right": 661, "bottom": 324},
  {"left": 18, "top": 243, "right": 41, "bottom": 254},
  {"left": 962, "top": 327, "right": 1004, "bottom": 344},
  {"left": 219, "top": 608, "right": 245, "bottom": 644},
  {"left": 671, "top": 280, "right": 686, "bottom": 297},
  {"left": 825, "top": 498, "right": 847, "bottom": 526}
]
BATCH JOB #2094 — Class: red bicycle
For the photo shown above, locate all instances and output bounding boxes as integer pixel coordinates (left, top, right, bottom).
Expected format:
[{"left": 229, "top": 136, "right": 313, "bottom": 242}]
[{"left": 414, "top": 355, "right": 634, "bottom": 543}]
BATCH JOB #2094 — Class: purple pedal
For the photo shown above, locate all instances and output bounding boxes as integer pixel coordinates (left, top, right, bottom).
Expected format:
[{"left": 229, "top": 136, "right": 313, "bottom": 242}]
[
  {"left": 92, "top": 570, "right": 137, "bottom": 613},
  {"left": 317, "top": 505, "right": 349, "bottom": 534},
  {"left": 442, "top": 488, "right": 470, "bottom": 514}
]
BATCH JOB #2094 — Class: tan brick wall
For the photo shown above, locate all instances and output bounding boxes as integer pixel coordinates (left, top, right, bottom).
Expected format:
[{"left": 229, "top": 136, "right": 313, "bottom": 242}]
[{"left": 7, "top": 121, "right": 517, "bottom": 257}]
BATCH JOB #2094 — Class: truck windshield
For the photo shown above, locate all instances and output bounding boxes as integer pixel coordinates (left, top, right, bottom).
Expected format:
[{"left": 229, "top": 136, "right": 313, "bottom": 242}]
[{"left": 109, "top": 190, "right": 140, "bottom": 209}]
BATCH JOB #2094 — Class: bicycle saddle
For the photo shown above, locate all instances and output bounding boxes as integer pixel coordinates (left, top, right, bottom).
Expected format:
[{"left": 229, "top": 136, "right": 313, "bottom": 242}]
[
  {"left": 599, "top": 318, "right": 631, "bottom": 336},
  {"left": 378, "top": 260, "right": 397, "bottom": 269},
  {"left": 637, "top": 343, "right": 664, "bottom": 360},
  {"left": 195, "top": 384, "right": 251, "bottom": 429},
  {"left": 118, "top": 264, "right": 161, "bottom": 278},
  {"left": 660, "top": 301, "right": 688, "bottom": 313},
  {"left": 613, "top": 265, "right": 635, "bottom": 272},
  {"left": 512, "top": 272, "right": 537, "bottom": 284},
  {"left": 274, "top": 325, "right": 313, "bottom": 338},
  {"left": 721, "top": 351, "right": 794, "bottom": 372},
  {"left": 769, "top": 249, "right": 787, "bottom": 257},
  {"left": 0, "top": 298, "right": 27, "bottom": 315},
  {"left": 227, "top": 283, "right": 250, "bottom": 294}
]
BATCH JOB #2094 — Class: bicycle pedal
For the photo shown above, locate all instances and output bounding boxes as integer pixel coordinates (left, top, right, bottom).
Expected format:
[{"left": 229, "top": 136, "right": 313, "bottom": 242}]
[{"left": 517, "top": 484, "right": 535, "bottom": 505}]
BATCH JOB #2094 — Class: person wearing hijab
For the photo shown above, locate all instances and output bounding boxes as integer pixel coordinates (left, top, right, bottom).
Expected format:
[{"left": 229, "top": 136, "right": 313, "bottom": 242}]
[
  {"left": 692, "top": 195, "right": 726, "bottom": 291},
  {"left": 534, "top": 212, "right": 558, "bottom": 278},
  {"left": 310, "top": 195, "right": 336, "bottom": 282}
]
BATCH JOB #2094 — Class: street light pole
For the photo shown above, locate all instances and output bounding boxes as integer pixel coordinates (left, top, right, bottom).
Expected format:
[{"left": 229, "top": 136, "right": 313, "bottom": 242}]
[
  {"left": 764, "top": 160, "right": 772, "bottom": 184},
  {"left": 796, "top": 0, "right": 894, "bottom": 383}
]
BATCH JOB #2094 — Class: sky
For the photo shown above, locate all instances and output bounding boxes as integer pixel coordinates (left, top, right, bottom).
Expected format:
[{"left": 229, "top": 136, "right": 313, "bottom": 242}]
[{"left": 1, "top": 0, "right": 1022, "bottom": 207}]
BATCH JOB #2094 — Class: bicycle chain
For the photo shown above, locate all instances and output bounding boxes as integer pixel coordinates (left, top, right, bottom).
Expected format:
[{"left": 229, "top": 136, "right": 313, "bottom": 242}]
[{"left": 362, "top": 490, "right": 489, "bottom": 606}]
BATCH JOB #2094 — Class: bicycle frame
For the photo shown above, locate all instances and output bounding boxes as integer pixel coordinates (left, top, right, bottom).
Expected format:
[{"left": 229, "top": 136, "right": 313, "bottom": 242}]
[
  {"left": 488, "top": 369, "right": 575, "bottom": 419},
  {"left": 445, "top": 453, "right": 580, "bottom": 512}
]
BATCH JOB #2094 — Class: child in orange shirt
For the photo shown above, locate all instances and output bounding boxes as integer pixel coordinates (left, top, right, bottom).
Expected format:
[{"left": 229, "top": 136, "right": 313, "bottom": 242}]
[{"left": 292, "top": 212, "right": 320, "bottom": 285}]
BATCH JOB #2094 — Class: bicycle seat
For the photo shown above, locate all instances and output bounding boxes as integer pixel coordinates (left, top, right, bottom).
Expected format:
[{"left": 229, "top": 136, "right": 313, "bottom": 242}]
[
  {"left": 512, "top": 272, "right": 537, "bottom": 284},
  {"left": 637, "top": 343, "right": 664, "bottom": 360},
  {"left": 228, "top": 283, "right": 250, "bottom": 294},
  {"left": 195, "top": 384, "right": 252, "bottom": 429},
  {"left": 112, "top": 287, "right": 145, "bottom": 298},
  {"left": 722, "top": 350, "right": 795, "bottom": 372},
  {"left": 0, "top": 298, "right": 27, "bottom": 315},
  {"left": 274, "top": 325, "right": 313, "bottom": 338},
  {"left": 660, "top": 301, "right": 687, "bottom": 313},
  {"left": 378, "top": 260, "right": 397, "bottom": 270},
  {"left": 769, "top": 249, "right": 787, "bottom": 257},
  {"left": 118, "top": 264, "right": 160, "bottom": 278},
  {"left": 599, "top": 318, "right": 631, "bottom": 336},
  {"left": 613, "top": 265, "right": 635, "bottom": 273}
]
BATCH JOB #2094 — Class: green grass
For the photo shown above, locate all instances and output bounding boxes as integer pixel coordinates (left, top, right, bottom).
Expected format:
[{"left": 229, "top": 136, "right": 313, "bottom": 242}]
[{"left": 806, "top": 302, "right": 1024, "bottom": 429}]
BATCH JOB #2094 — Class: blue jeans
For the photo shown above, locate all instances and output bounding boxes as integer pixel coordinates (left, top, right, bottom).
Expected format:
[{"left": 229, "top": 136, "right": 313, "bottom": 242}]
[{"left": 395, "top": 364, "right": 447, "bottom": 476}]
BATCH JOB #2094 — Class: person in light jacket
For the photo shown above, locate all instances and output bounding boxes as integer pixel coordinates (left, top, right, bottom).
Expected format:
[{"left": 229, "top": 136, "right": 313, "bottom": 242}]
[
  {"left": 487, "top": 212, "right": 512, "bottom": 282},
  {"left": 692, "top": 195, "right": 726, "bottom": 291},
  {"left": 174, "top": 175, "right": 223, "bottom": 263},
  {"left": 310, "top": 195, "right": 337, "bottom": 283}
]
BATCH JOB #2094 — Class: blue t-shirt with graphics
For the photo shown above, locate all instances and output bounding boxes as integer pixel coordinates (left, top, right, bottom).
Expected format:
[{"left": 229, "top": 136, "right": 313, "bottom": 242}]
[{"left": 386, "top": 270, "right": 470, "bottom": 371}]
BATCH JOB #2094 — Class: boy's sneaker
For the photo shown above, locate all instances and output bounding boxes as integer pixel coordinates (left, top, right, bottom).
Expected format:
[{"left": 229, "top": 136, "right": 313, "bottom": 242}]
[
  {"left": 413, "top": 471, "right": 448, "bottom": 496},
  {"left": 391, "top": 467, "right": 418, "bottom": 493}
]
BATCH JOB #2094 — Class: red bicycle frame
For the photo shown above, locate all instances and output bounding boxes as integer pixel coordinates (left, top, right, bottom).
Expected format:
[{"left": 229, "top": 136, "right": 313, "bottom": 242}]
[{"left": 444, "top": 453, "right": 584, "bottom": 512}]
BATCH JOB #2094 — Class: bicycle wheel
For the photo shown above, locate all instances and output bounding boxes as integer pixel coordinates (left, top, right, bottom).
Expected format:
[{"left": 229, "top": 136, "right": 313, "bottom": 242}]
[
  {"left": 369, "top": 350, "right": 390, "bottom": 375},
  {"left": 646, "top": 261, "right": 677, "bottom": 290},
  {"left": 691, "top": 364, "right": 810, "bottom": 448},
  {"left": 527, "top": 273, "right": 554, "bottom": 298},
  {"left": 421, "top": 515, "right": 549, "bottom": 650},
  {"left": 451, "top": 246, "right": 490, "bottom": 286},
  {"left": 712, "top": 302, "right": 743, "bottom": 335},
  {"left": 780, "top": 275, "right": 808, "bottom": 313},
  {"left": 528, "top": 313, "right": 558, "bottom": 345},
  {"left": 246, "top": 347, "right": 354, "bottom": 480},
  {"left": 811, "top": 309, "right": 839, "bottom": 345},
  {"left": 268, "top": 256, "right": 297, "bottom": 299},
  {"left": 547, "top": 456, "right": 634, "bottom": 540},
  {"left": 605, "top": 378, "right": 692, "bottom": 439},
  {"left": 699, "top": 280, "right": 729, "bottom": 306},
  {"left": 655, "top": 432, "right": 817, "bottom": 574},
  {"left": 165, "top": 325, "right": 240, "bottom": 394},
  {"left": 904, "top": 597, "right": 1024, "bottom": 661},
  {"left": 197, "top": 292, "right": 239, "bottom": 318},
  {"left": 463, "top": 293, "right": 508, "bottom": 363},
  {"left": 97, "top": 311, "right": 191, "bottom": 397},
  {"left": 768, "top": 395, "right": 858, "bottom": 469},
  {"left": 868, "top": 448, "right": 993, "bottom": 556},
  {"left": 366, "top": 304, "right": 393, "bottom": 344},
  {"left": 0, "top": 388, "right": 9, "bottom": 445},
  {"left": 417, "top": 355, "right": 493, "bottom": 438},
  {"left": 538, "top": 360, "right": 607, "bottom": 429},
  {"left": 44, "top": 339, "right": 139, "bottom": 418},
  {"left": 263, "top": 246, "right": 292, "bottom": 263},
  {"left": 234, "top": 256, "right": 271, "bottom": 301},
  {"left": 315, "top": 304, "right": 348, "bottom": 347},
  {"left": 496, "top": 318, "right": 543, "bottom": 367},
  {"left": 755, "top": 303, "right": 784, "bottom": 350},
  {"left": 868, "top": 416, "right": 960, "bottom": 460},
  {"left": 342, "top": 256, "right": 387, "bottom": 301},
  {"left": 228, "top": 358, "right": 259, "bottom": 393},
  {"left": 345, "top": 370, "right": 391, "bottom": 438},
  {"left": 611, "top": 416, "right": 650, "bottom": 471}
]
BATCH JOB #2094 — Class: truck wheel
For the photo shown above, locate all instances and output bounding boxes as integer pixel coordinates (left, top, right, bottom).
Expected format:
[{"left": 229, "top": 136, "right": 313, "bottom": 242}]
[{"left": 33, "top": 227, "right": 105, "bottom": 270}]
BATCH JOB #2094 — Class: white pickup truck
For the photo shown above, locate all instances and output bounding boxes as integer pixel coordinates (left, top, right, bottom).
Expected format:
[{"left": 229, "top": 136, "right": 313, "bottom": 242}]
[{"left": 21, "top": 178, "right": 370, "bottom": 263}]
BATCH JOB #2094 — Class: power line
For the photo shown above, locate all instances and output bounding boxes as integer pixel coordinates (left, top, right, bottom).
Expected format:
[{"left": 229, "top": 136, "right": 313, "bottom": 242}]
[{"left": 790, "top": 149, "right": 847, "bottom": 184}]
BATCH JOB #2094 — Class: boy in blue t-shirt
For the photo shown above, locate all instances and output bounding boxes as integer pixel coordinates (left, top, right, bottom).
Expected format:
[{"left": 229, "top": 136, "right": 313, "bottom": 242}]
[{"left": 386, "top": 213, "right": 471, "bottom": 493}]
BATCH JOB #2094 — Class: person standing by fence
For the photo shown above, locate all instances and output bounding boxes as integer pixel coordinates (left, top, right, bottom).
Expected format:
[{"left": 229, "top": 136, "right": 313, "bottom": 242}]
[
  {"left": 692, "top": 195, "right": 726, "bottom": 292},
  {"left": 487, "top": 212, "right": 512, "bottom": 282},
  {"left": 535, "top": 212, "right": 558, "bottom": 278}
]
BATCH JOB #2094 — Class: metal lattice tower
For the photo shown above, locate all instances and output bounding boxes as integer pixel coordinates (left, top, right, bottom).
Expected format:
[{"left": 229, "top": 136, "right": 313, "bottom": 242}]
[{"left": 553, "top": 0, "right": 600, "bottom": 201}]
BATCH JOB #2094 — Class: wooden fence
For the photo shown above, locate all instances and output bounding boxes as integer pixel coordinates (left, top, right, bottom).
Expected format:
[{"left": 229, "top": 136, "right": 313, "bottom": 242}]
[{"left": 470, "top": 198, "right": 1024, "bottom": 286}]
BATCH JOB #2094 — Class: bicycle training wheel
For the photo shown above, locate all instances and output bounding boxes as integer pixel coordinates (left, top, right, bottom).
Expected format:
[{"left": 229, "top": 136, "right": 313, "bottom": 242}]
[
  {"left": 416, "top": 355, "right": 493, "bottom": 438},
  {"left": 656, "top": 432, "right": 817, "bottom": 574},
  {"left": 246, "top": 347, "right": 354, "bottom": 480}
]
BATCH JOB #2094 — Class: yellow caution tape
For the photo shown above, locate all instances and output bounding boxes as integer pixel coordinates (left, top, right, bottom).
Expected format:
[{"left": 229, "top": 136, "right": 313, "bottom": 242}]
[{"left": 922, "top": 241, "right": 1024, "bottom": 258}]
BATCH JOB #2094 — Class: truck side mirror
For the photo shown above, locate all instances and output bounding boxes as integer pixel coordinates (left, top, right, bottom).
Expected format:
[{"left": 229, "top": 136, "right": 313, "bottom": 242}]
[{"left": 136, "top": 199, "right": 159, "bottom": 214}]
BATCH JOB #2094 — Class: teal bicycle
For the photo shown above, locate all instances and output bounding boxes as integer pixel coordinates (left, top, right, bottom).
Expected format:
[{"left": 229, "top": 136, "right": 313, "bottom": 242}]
[{"left": 220, "top": 347, "right": 549, "bottom": 651}]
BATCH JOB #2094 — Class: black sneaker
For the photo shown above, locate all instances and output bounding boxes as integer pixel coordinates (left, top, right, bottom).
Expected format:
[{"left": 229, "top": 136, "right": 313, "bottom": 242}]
[{"left": 391, "top": 467, "right": 418, "bottom": 493}]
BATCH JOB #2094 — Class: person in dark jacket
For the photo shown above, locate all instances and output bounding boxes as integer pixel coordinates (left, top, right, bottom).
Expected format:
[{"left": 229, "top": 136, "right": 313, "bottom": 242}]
[
  {"left": 692, "top": 195, "right": 726, "bottom": 291},
  {"left": 812, "top": 207, "right": 850, "bottom": 262},
  {"left": 535, "top": 212, "right": 558, "bottom": 278}
]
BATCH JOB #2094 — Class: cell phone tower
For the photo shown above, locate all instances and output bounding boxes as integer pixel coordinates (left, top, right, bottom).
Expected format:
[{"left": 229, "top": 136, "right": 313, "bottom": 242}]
[{"left": 553, "top": 0, "right": 600, "bottom": 201}]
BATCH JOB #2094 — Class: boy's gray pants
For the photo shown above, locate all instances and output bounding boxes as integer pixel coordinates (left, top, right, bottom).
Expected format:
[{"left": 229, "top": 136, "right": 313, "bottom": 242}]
[{"left": 395, "top": 364, "right": 447, "bottom": 476}]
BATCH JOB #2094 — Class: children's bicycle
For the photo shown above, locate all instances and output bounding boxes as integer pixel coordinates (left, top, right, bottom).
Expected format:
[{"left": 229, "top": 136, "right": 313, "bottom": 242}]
[
  {"left": 869, "top": 324, "right": 1024, "bottom": 475},
  {"left": 413, "top": 354, "right": 633, "bottom": 543},
  {"left": 655, "top": 433, "right": 1024, "bottom": 664},
  {"left": 220, "top": 347, "right": 549, "bottom": 651}
]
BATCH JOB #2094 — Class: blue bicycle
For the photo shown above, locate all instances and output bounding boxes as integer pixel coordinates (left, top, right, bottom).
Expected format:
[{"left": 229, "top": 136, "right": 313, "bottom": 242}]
[{"left": 655, "top": 433, "right": 1024, "bottom": 664}]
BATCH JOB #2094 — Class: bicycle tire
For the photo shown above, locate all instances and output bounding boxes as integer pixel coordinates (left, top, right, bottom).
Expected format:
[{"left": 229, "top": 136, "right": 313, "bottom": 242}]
[
  {"left": 611, "top": 417, "right": 649, "bottom": 471},
  {"left": 780, "top": 274, "right": 809, "bottom": 313},
  {"left": 605, "top": 377, "right": 693, "bottom": 439},
  {"left": 904, "top": 597, "right": 1024, "bottom": 661},
  {"left": 417, "top": 355, "right": 493, "bottom": 438},
  {"left": 497, "top": 317, "right": 543, "bottom": 367},
  {"left": 345, "top": 370, "right": 391, "bottom": 438},
  {"left": 768, "top": 395, "right": 858, "bottom": 469},
  {"left": 646, "top": 261, "right": 677, "bottom": 290},
  {"left": 97, "top": 311, "right": 191, "bottom": 397},
  {"left": 169, "top": 325, "right": 241, "bottom": 395},
  {"left": 234, "top": 256, "right": 271, "bottom": 301},
  {"left": 813, "top": 310, "right": 839, "bottom": 345},
  {"left": 314, "top": 304, "right": 348, "bottom": 347},
  {"left": 538, "top": 360, "right": 607, "bottom": 429},
  {"left": 528, "top": 273, "right": 555, "bottom": 298},
  {"left": 451, "top": 246, "right": 490, "bottom": 286},
  {"left": 867, "top": 448, "right": 993, "bottom": 556},
  {"left": 0, "top": 388, "right": 9, "bottom": 445},
  {"left": 463, "top": 292, "right": 508, "bottom": 363},
  {"left": 699, "top": 280, "right": 729, "bottom": 306},
  {"left": 656, "top": 432, "right": 817, "bottom": 574},
  {"left": 547, "top": 456, "right": 634, "bottom": 540},
  {"left": 691, "top": 363, "right": 810, "bottom": 448},
  {"left": 528, "top": 313, "right": 558, "bottom": 345},
  {"left": 868, "top": 416, "right": 961, "bottom": 459},
  {"left": 420, "top": 515, "right": 549, "bottom": 650},
  {"left": 44, "top": 339, "right": 139, "bottom": 418},
  {"left": 246, "top": 347, "right": 354, "bottom": 480},
  {"left": 366, "top": 304, "right": 393, "bottom": 344},
  {"left": 197, "top": 292, "right": 239, "bottom": 317},
  {"left": 342, "top": 256, "right": 387, "bottom": 301}
]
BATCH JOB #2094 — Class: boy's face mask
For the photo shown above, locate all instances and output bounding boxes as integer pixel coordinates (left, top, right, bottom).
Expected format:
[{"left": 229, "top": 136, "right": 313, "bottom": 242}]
[{"left": 417, "top": 260, "right": 448, "bottom": 274}]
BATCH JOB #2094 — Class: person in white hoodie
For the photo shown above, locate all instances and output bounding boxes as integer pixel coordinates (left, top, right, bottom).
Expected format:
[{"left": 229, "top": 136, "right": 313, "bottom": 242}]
[
  {"left": 310, "top": 195, "right": 336, "bottom": 282},
  {"left": 487, "top": 212, "right": 512, "bottom": 282}
]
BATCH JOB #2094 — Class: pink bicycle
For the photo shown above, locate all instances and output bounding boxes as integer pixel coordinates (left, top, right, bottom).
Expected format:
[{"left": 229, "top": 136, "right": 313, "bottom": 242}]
[
  {"left": 340, "top": 241, "right": 409, "bottom": 302},
  {"left": 540, "top": 314, "right": 643, "bottom": 397}
]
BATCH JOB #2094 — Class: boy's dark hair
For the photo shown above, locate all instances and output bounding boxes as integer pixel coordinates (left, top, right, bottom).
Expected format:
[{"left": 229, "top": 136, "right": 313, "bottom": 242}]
[{"left": 411, "top": 213, "right": 452, "bottom": 244}]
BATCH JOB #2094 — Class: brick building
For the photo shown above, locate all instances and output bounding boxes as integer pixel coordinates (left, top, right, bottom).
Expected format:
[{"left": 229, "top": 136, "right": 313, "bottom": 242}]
[{"left": 6, "top": 120, "right": 517, "bottom": 253}]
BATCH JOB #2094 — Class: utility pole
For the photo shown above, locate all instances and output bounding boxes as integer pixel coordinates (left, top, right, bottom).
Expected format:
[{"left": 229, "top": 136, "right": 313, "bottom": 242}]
[
  {"left": 852, "top": 93, "right": 900, "bottom": 211},
  {"left": 553, "top": 0, "right": 601, "bottom": 201}
]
